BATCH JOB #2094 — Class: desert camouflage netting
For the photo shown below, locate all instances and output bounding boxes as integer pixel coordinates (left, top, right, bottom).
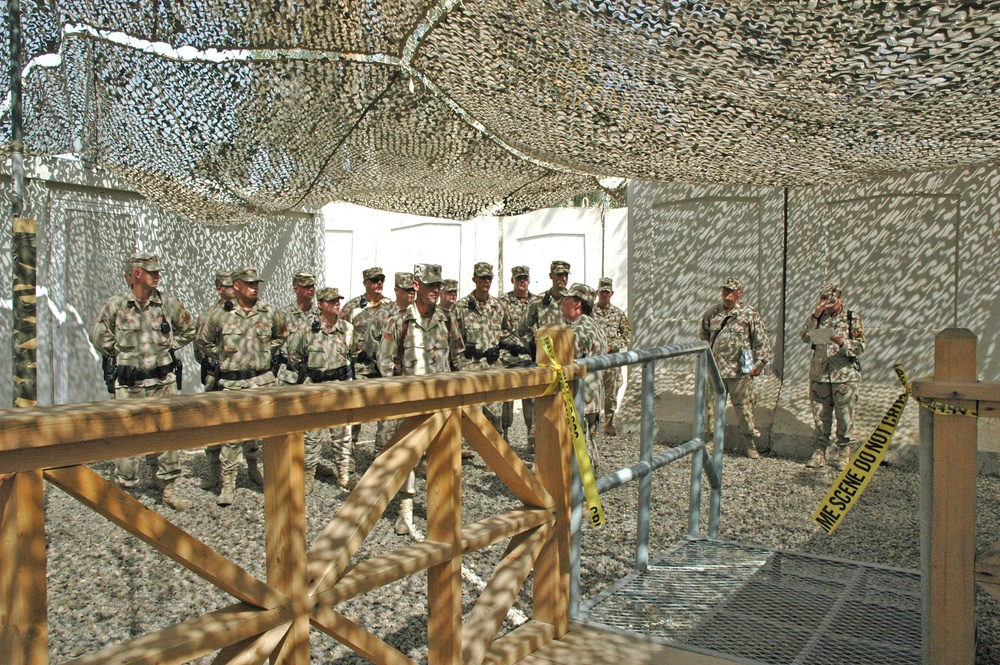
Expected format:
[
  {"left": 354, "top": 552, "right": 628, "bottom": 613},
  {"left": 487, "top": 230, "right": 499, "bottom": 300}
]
[{"left": 3, "top": 1, "right": 1000, "bottom": 222}]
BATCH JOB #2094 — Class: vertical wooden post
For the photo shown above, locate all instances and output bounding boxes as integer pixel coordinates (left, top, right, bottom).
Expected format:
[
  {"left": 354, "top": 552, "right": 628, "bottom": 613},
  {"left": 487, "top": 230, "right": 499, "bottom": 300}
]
[
  {"left": 922, "top": 328, "right": 978, "bottom": 665},
  {"left": 0, "top": 471, "right": 48, "bottom": 664},
  {"left": 426, "top": 409, "right": 462, "bottom": 665},
  {"left": 263, "top": 434, "right": 308, "bottom": 664},
  {"left": 532, "top": 324, "right": 573, "bottom": 637}
]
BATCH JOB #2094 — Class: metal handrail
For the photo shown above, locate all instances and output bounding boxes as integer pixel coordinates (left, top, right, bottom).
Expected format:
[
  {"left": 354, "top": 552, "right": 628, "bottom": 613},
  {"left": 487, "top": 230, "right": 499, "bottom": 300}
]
[{"left": 567, "top": 341, "right": 728, "bottom": 617}]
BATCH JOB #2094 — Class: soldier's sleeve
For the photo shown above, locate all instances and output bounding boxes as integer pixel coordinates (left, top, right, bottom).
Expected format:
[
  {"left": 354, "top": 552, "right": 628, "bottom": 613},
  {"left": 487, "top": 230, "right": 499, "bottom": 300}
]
[
  {"left": 620, "top": 310, "right": 633, "bottom": 348},
  {"left": 346, "top": 322, "right": 361, "bottom": 360},
  {"left": 270, "top": 309, "right": 289, "bottom": 350},
  {"left": 89, "top": 301, "right": 116, "bottom": 357},
  {"left": 498, "top": 300, "right": 520, "bottom": 346},
  {"left": 286, "top": 331, "right": 305, "bottom": 370},
  {"left": 376, "top": 316, "right": 400, "bottom": 378},
  {"left": 698, "top": 310, "right": 711, "bottom": 342},
  {"left": 516, "top": 302, "right": 535, "bottom": 342},
  {"left": 799, "top": 314, "right": 818, "bottom": 345},
  {"left": 194, "top": 309, "right": 222, "bottom": 360},
  {"left": 363, "top": 315, "right": 383, "bottom": 360},
  {"left": 447, "top": 313, "right": 466, "bottom": 372},
  {"left": 751, "top": 310, "right": 774, "bottom": 367},
  {"left": 168, "top": 297, "right": 196, "bottom": 350},
  {"left": 845, "top": 312, "right": 866, "bottom": 358}
]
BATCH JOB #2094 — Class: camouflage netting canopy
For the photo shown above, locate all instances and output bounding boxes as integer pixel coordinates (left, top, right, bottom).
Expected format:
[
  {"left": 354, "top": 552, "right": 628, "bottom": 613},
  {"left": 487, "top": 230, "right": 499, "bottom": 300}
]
[{"left": 4, "top": 1, "right": 1000, "bottom": 223}]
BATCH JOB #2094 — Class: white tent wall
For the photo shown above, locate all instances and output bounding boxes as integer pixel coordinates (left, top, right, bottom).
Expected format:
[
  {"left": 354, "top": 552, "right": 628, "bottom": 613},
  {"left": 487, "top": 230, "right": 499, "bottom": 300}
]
[
  {"left": 1, "top": 157, "right": 322, "bottom": 407},
  {"left": 627, "top": 165, "right": 1000, "bottom": 464}
]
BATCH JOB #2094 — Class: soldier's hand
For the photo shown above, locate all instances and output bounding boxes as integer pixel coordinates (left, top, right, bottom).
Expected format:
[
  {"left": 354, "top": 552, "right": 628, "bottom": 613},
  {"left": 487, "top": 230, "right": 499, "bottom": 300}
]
[
  {"left": 750, "top": 366, "right": 763, "bottom": 377},
  {"left": 831, "top": 335, "right": 844, "bottom": 346},
  {"left": 485, "top": 346, "right": 501, "bottom": 364},
  {"left": 813, "top": 298, "right": 827, "bottom": 317}
]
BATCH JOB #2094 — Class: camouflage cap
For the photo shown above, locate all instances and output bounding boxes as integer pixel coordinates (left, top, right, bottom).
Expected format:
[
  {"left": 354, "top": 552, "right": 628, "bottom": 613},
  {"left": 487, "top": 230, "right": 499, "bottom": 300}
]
[
  {"left": 414, "top": 263, "right": 443, "bottom": 285},
  {"left": 363, "top": 266, "right": 385, "bottom": 281},
  {"left": 511, "top": 265, "right": 530, "bottom": 278},
  {"left": 819, "top": 281, "right": 841, "bottom": 300},
  {"left": 721, "top": 277, "right": 743, "bottom": 291},
  {"left": 316, "top": 287, "right": 344, "bottom": 302},
  {"left": 550, "top": 260, "right": 571, "bottom": 274},
  {"left": 598, "top": 277, "right": 614, "bottom": 292},
  {"left": 128, "top": 251, "right": 163, "bottom": 272},
  {"left": 292, "top": 271, "right": 316, "bottom": 287},
  {"left": 473, "top": 262, "right": 494, "bottom": 278},
  {"left": 232, "top": 267, "right": 265, "bottom": 283},
  {"left": 562, "top": 282, "right": 595, "bottom": 306},
  {"left": 394, "top": 272, "right": 415, "bottom": 289},
  {"left": 215, "top": 271, "right": 234, "bottom": 287},
  {"left": 442, "top": 279, "right": 459, "bottom": 292}
]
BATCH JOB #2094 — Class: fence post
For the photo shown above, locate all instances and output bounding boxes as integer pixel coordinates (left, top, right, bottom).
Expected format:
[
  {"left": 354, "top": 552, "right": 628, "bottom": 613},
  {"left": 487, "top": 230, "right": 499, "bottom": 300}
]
[
  {"left": 532, "top": 324, "right": 573, "bottom": 637},
  {"left": 922, "top": 328, "right": 978, "bottom": 665}
]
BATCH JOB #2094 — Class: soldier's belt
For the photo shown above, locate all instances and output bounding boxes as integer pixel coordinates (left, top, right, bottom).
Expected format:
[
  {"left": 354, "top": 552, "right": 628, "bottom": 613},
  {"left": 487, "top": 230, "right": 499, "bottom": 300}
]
[
  {"left": 115, "top": 363, "right": 174, "bottom": 386},
  {"left": 218, "top": 367, "right": 271, "bottom": 381},
  {"left": 308, "top": 366, "right": 352, "bottom": 382}
]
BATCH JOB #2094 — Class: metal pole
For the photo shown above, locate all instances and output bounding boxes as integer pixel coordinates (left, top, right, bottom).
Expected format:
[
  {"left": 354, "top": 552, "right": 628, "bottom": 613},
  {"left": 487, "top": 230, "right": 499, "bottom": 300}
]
[
  {"left": 568, "top": 379, "right": 585, "bottom": 617},
  {"left": 687, "top": 350, "right": 707, "bottom": 537},
  {"left": 635, "top": 360, "right": 654, "bottom": 572},
  {"left": 9, "top": 0, "right": 37, "bottom": 408}
]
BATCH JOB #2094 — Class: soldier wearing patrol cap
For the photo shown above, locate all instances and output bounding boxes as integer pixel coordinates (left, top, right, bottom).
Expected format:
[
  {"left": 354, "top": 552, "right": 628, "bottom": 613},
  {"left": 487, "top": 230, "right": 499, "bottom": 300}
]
[
  {"left": 502, "top": 265, "right": 535, "bottom": 440},
  {"left": 286, "top": 286, "right": 361, "bottom": 492},
  {"left": 560, "top": 283, "right": 607, "bottom": 469},
  {"left": 800, "top": 281, "right": 866, "bottom": 470},
  {"left": 276, "top": 271, "right": 320, "bottom": 385},
  {"left": 196, "top": 267, "right": 288, "bottom": 505},
  {"left": 89, "top": 251, "right": 196, "bottom": 510},
  {"left": 376, "top": 263, "right": 465, "bottom": 537},
  {"left": 361, "top": 272, "right": 416, "bottom": 370},
  {"left": 592, "top": 277, "right": 633, "bottom": 436},
  {"left": 699, "top": 277, "right": 773, "bottom": 459},
  {"left": 343, "top": 266, "right": 391, "bottom": 444}
]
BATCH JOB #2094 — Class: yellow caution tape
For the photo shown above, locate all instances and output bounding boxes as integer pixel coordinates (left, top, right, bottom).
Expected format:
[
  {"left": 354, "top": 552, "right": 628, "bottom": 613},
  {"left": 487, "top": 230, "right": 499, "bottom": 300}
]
[
  {"left": 538, "top": 335, "right": 606, "bottom": 527},
  {"left": 813, "top": 364, "right": 910, "bottom": 534}
]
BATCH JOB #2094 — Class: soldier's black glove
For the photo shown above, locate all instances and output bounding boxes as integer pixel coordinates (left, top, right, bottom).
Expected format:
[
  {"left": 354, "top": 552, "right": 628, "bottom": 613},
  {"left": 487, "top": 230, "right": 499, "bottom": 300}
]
[
  {"left": 499, "top": 340, "right": 529, "bottom": 357},
  {"left": 485, "top": 345, "right": 501, "bottom": 365},
  {"left": 356, "top": 350, "right": 372, "bottom": 365},
  {"left": 464, "top": 342, "right": 479, "bottom": 360}
]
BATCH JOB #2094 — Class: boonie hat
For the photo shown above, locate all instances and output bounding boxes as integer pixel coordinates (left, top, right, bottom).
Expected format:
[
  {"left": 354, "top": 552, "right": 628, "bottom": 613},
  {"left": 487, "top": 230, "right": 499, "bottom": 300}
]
[
  {"left": 563, "top": 283, "right": 595, "bottom": 307},
  {"left": 550, "top": 260, "right": 570, "bottom": 274},
  {"left": 363, "top": 266, "right": 386, "bottom": 281},
  {"left": 292, "top": 271, "right": 316, "bottom": 287},
  {"left": 442, "top": 279, "right": 459, "bottom": 292},
  {"left": 721, "top": 277, "right": 743, "bottom": 291},
  {"left": 598, "top": 277, "right": 613, "bottom": 292},
  {"left": 128, "top": 252, "right": 163, "bottom": 273},
  {"left": 414, "top": 263, "right": 443, "bottom": 285},
  {"left": 232, "top": 267, "right": 265, "bottom": 283},
  {"left": 511, "top": 266, "right": 530, "bottom": 278},
  {"left": 215, "top": 271, "right": 234, "bottom": 287},
  {"left": 316, "top": 287, "right": 344, "bottom": 302},
  {"left": 394, "top": 272, "right": 415, "bottom": 289},
  {"left": 473, "top": 262, "right": 494, "bottom": 278}
]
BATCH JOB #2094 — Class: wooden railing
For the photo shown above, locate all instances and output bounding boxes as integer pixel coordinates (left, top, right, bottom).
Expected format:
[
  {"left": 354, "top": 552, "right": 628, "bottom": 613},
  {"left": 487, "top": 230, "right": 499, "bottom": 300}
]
[{"left": 0, "top": 326, "right": 582, "bottom": 665}]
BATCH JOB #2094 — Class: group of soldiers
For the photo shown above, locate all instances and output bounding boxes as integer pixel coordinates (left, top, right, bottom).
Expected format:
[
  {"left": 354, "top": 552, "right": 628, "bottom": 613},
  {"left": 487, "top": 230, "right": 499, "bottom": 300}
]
[{"left": 89, "top": 253, "right": 632, "bottom": 539}]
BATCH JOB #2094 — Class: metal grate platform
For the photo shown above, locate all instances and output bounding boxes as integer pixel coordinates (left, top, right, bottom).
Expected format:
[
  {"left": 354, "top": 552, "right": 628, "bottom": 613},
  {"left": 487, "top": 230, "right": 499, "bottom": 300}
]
[{"left": 579, "top": 539, "right": 921, "bottom": 665}]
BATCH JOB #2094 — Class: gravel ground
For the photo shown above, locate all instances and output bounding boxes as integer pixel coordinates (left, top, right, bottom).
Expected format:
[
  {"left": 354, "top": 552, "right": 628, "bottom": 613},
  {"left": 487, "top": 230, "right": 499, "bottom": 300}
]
[{"left": 44, "top": 414, "right": 1000, "bottom": 664}]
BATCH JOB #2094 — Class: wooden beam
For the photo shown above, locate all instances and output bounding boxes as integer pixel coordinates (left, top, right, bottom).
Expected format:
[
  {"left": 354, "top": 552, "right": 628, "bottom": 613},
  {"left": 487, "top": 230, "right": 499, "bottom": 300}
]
[
  {"left": 482, "top": 620, "right": 555, "bottom": 665},
  {"left": 263, "top": 433, "right": 309, "bottom": 664},
  {"left": 531, "top": 325, "right": 574, "bottom": 637},
  {"left": 44, "top": 465, "right": 286, "bottom": 609},
  {"left": 426, "top": 409, "right": 463, "bottom": 665},
  {"left": 923, "top": 328, "right": 978, "bottom": 665},
  {"left": 0, "top": 470, "right": 48, "bottom": 665},
  {"left": 911, "top": 379, "right": 1000, "bottom": 402},
  {"left": 311, "top": 607, "right": 417, "bottom": 665},
  {"left": 212, "top": 624, "right": 290, "bottom": 665}
]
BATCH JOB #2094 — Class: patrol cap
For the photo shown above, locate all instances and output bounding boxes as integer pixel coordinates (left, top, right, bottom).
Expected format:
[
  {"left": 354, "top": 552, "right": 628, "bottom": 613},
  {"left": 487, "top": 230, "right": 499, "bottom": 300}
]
[
  {"left": 721, "top": 277, "right": 743, "bottom": 292},
  {"left": 215, "top": 271, "right": 234, "bottom": 287},
  {"left": 598, "top": 277, "right": 613, "bottom": 292},
  {"left": 414, "top": 263, "right": 443, "bottom": 285},
  {"left": 292, "top": 271, "right": 316, "bottom": 287},
  {"left": 473, "top": 262, "right": 494, "bottom": 278},
  {"left": 442, "top": 279, "right": 459, "bottom": 292},
  {"left": 362, "top": 266, "right": 385, "bottom": 281},
  {"left": 819, "top": 281, "right": 841, "bottom": 300},
  {"left": 550, "top": 260, "right": 570, "bottom": 274},
  {"left": 128, "top": 252, "right": 163, "bottom": 273},
  {"left": 316, "top": 287, "right": 344, "bottom": 302},
  {"left": 562, "top": 283, "right": 596, "bottom": 307},
  {"left": 232, "top": 267, "right": 265, "bottom": 283},
  {"left": 394, "top": 272, "right": 415, "bottom": 290},
  {"left": 511, "top": 265, "right": 530, "bottom": 278}
]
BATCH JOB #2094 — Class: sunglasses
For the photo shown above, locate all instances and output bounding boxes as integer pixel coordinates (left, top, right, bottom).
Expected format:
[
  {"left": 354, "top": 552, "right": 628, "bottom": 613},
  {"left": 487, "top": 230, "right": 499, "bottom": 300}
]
[{"left": 368, "top": 276, "right": 385, "bottom": 283}]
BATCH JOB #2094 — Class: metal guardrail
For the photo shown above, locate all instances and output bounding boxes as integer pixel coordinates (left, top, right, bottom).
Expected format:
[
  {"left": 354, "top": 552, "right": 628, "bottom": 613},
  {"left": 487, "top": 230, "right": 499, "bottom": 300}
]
[{"left": 568, "top": 341, "right": 727, "bottom": 616}]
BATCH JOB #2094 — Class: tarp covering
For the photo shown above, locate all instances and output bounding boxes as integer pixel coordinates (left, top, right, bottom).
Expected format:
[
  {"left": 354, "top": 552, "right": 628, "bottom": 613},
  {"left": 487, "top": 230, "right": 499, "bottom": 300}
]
[{"left": 4, "top": 1, "right": 1000, "bottom": 222}]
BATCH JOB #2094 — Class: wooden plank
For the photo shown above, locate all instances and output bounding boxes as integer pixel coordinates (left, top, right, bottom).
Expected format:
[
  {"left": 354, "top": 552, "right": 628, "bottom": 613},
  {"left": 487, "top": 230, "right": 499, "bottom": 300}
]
[
  {"left": 307, "top": 413, "right": 441, "bottom": 597},
  {"left": 462, "top": 525, "right": 550, "bottom": 665},
  {"left": 311, "top": 607, "right": 417, "bottom": 665},
  {"left": 44, "top": 465, "right": 286, "bottom": 609},
  {"left": 263, "top": 433, "right": 309, "bottom": 664},
  {"left": 482, "top": 620, "right": 554, "bottom": 665},
  {"left": 63, "top": 603, "right": 294, "bottom": 665},
  {"left": 461, "top": 406, "right": 553, "bottom": 509},
  {"left": 911, "top": 379, "right": 1000, "bottom": 402},
  {"left": 460, "top": 508, "right": 555, "bottom": 554},
  {"left": 212, "top": 624, "right": 289, "bottom": 665},
  {"left": 427, "top": 409, "right": 463, "bottom": 665},
  {"left": 0, "top": 366, "right": 585, "bottom": 475},
  {"left": 924, "top": 328, "right": 978, "bottom": 665},
  {"left": 531, "top": 325, "right": 574, "bottom": 638},
  {"left": 0, "top": 471, "right": 48, "bottom": 665}
]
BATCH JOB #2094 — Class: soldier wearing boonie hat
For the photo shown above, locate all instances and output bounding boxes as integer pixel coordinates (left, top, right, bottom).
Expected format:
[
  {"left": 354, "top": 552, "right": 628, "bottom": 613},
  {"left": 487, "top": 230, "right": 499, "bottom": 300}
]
[
  {"left": 559, "top": 282, "right": 607, "bottom": 469},
  {"left": 278, "top": 270, "right": 321, "bottom": 386},
  {"left": 502, "top": 265, "right": 536, "bottom": 441},
  {"left": 592, "top": 276, "right": 633, "bottom": 436},
  {"left": 699, "top": 276, "right": 773, "bottom": 459},
  {"left": 801, "top": 280, "right": 866, "bottom": 471},
  {"left": 375, "top": 262, "right": 465, "bottom": 538}
]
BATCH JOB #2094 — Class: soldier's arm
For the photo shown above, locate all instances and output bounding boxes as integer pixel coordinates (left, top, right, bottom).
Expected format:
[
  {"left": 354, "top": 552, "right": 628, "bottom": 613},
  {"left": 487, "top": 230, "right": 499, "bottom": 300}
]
[
  {"left": 751, "top": 312, "right": 774, "bottom": 367},
  {"left": 89, "top": 303, "right": 117, "bottom": 357},
  {"left": 194, "top": 311, "right": 222, "bottom": 360},
  {"left": 844, "top": 312, "right": 866, "bottom": 357},
  {"left": 376, "top": 318, "right": 399, "bottom": 378},
  {"left": 620, "top": 311, "right": 633, "bottom": 349},
  {"left": 799, "top": 313, "right": 819, "bottom": 345},
  {"left": 447, "top": 315, "right": 466, "bottom": 372},
  {"left": 168, "top": 298, "right": 196, "bottom": 350},
  {"left": 516, "top": 303, "right": 535, "bottom": 342},
  {"left": 286, "top": 331, "right": 305, "bottom": 370},
  {"left": 270, "top": 310, "right": 289, "bottom": 350},
  {"left": 698, "top": 311, "right": 711, "bottom": 342}
]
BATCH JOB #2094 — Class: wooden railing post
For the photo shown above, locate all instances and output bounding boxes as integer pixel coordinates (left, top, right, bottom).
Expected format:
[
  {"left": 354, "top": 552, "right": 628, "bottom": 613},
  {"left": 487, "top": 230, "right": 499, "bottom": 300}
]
[
  {"left": 922, "top": 328, "right": 978, "bottom": 665},
  {"left": 532, "top": 324, "right": 573, "bottom": 637},
  {"left": 0, "top": 470, "right": 48, "bottom": 664}
]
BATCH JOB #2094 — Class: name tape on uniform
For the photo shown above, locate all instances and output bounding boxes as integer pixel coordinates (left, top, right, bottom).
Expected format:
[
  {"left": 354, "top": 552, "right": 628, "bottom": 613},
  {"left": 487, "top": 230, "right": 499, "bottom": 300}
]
[{"left": 539, "top": 335, "right": 606, "bottom": 527}]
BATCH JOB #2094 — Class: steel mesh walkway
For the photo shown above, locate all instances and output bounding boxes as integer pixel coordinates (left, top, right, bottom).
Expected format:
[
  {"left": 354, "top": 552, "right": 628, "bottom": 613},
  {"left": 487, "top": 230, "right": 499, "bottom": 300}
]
[{"left": 579, "top": 539, "right": 921, "bottom": 665}]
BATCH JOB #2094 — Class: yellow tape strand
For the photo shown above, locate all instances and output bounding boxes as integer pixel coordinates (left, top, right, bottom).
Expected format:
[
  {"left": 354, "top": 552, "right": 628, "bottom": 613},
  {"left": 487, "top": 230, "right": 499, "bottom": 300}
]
[{"left": 538, "top": 335, "right": 606, "bottom": 527}]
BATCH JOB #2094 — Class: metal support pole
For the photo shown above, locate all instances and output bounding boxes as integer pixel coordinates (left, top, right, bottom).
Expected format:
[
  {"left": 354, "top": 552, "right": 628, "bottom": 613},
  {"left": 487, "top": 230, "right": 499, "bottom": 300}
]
[
  {"left": 687, "top": 351, "right": 707, "bottom": 537},
  {"left": 568, "top": 378, "right": 585, "bottom": 617},
  {"left": 635, "top": 360, "right": 655, "bottom": 572}
]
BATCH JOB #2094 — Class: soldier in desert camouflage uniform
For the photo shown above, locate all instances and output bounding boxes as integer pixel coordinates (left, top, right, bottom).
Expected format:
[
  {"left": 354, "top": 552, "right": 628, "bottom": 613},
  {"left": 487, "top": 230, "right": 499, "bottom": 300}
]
[
  {"left": 194, "top": 269, "right": 235, "bottom": 489},
  {"left": 287, "top": 287, "right": 360, "bottom": 493},
  {"left": 195, "top": 267, "right": 288, "bottom": 505},
  {"left": 699, "top": 277, "right": 773, "bottom": 459},
  {"left": 343, "top": 266, "right": 390, "bottom": 444},
  {"left": 377, "top": 264, "right": 465, "bottom": 537},
  {"left": 276, "top": 271, "right": 320, "bottom": 385},
  {"left": 592, "top": 277, "right": 633, "bottom": 436},
  {"left": 501, "top": 266, "right": 535, "bottom": 441},
  {"left": 89, "top": 252, "right": 196, "bottom": 510},
  {"left": 800, "top": 281, "right": 867, "bottom": 470},
  {"left": 439, "top": 278, "right": 459, "bottom": 325},
  {"left": 560, "top": 283, "right": 607, "bottom": 469},
  {"left": 362, "top": 272, "right": 415, "bottom": 366}
]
